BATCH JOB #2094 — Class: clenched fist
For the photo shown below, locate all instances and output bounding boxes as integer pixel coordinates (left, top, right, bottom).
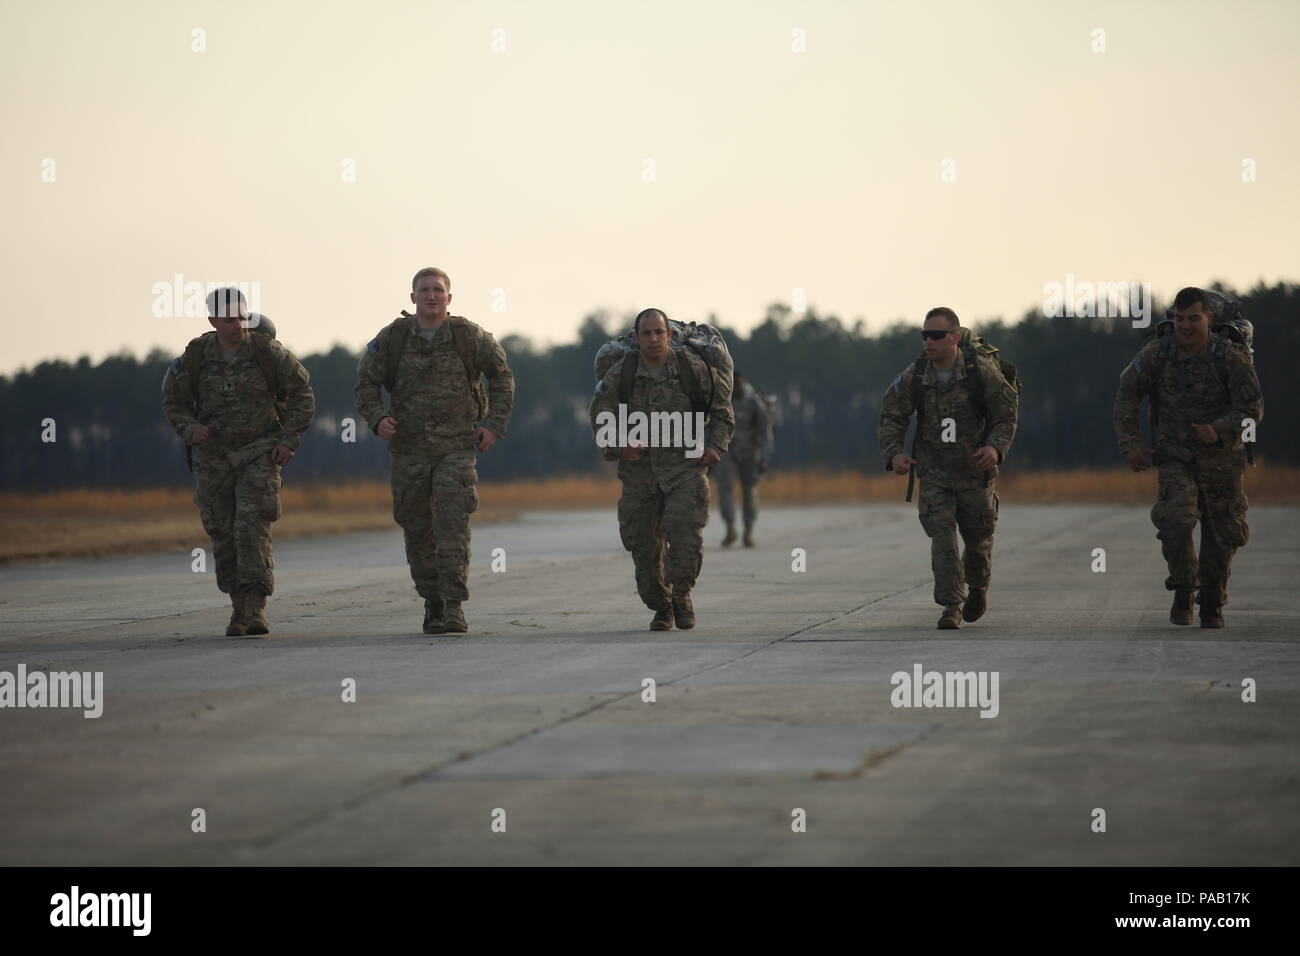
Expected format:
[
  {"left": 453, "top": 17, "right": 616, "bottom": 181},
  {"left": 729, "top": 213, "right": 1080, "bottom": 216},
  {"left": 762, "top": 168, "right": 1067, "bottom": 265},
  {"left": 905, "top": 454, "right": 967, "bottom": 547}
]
[{"left": 890, "top": 453, "right": 916, "bottom": 476}]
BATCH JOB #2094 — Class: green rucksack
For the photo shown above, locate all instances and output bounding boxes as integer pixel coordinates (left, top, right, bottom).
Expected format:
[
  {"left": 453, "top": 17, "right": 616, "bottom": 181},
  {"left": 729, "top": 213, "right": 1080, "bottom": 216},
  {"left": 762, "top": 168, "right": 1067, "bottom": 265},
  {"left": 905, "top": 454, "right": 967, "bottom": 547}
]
[{"left": 908, "top": 329, "right": 1020, "bottom": 423}]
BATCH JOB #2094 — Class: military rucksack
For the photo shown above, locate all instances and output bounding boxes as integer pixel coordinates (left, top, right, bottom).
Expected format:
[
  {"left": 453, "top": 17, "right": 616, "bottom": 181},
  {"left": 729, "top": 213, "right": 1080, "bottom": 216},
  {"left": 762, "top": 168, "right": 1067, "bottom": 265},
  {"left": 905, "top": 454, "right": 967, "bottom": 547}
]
[
  {"left": 175, "top": 323, "right": 284, "bottom": 471},
  {"left": 594, "top": 316, "right": 733, "bottom": 415},
  {"left": 383, "top": 312, "right": 489, "bottom": 421},
  {"left": 908, "top": 328, "right": 1021, "bottom": 422},
  {"left": 1147, "top": 291, "right": 1257, "bottom": 461}
]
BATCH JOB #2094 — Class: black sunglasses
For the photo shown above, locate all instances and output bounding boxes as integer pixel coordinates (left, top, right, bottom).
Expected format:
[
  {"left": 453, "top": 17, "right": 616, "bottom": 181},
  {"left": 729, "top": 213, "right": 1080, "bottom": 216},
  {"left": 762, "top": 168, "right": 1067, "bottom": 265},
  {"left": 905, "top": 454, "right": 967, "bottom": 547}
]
[{"left": 920, "top": 329, "right": 954, "bottom": 341}]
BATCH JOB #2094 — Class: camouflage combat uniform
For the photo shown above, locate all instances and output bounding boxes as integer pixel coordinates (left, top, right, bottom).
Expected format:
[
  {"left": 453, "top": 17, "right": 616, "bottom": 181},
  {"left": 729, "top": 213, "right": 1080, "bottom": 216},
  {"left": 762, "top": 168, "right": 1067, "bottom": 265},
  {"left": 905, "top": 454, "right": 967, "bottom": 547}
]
[
  {"left": 713, "top": 380, "right": 770, "bottom": 537},
  {"left": 355, "top": 314, "right": 514, "bottom": 607},
  {"left": 162, "top": 332, "right": 315, "bottom": 598},
  {"left": 590, "top": 349, "right": 734, "bottom": 612},
  {"left": 879, "top": 344, "right": 1017, "bottom": 610},
  {"left": 1114, "top": 337, "right": 1263, "bottom": 610}
]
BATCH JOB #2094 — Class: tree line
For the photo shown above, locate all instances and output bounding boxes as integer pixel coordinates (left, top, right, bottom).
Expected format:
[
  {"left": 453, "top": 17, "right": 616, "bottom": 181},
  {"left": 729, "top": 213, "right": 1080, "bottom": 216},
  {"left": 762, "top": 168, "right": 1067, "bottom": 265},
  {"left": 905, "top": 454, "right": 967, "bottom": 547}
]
[{"left": 2, "top": 281, "right": 1293, "bottom": 490}]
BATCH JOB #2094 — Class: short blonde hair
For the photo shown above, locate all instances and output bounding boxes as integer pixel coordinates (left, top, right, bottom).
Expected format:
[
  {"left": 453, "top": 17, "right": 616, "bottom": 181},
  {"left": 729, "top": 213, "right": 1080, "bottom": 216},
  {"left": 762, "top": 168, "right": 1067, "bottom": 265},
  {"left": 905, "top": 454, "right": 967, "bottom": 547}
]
[{"left": 411, "top": 267, "right": 451, "bottom": 292}]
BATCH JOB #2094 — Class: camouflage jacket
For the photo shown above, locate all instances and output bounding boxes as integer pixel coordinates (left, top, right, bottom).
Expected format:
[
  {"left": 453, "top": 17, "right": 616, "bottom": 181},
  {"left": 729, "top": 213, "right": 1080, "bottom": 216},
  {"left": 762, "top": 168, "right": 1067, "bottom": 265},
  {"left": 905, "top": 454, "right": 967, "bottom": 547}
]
[
  {"left": 879, "top": 352, "right": 1018, "bottom": 482},
  {"left": 729, "top": 382, "right": 771, "bottom": 463},
  {"left": 161, "top": 332, "right": 315, "bottom": 454},
  {"left": 1114, "top": 337, "right": 1263, "bottom": 464},
  {"left": 354, "top": 314, "right": 514, "bottom": 455},
  {"left": 589, "top": 347, "right": 734, "bottom": 478}
]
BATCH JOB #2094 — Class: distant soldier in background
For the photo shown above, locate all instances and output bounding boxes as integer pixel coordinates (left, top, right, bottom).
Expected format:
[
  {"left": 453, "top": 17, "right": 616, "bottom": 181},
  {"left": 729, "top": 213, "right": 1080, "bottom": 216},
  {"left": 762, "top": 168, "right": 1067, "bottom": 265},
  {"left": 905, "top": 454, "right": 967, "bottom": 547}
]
[
  {"left": 355, "top": 267, "right": 515, "bottom": 635},
  {"left": 162, "top": 287, "right": 315, "bottom": 636},
  {"left": 879, "top": 307, "right": 1018, "bottom": 629},
  {"left": 1114, "top": 286, "right": 1263, "bottom": 628},
  {"left": 714, "top": 371, "right": 771, "bottom": 547}
]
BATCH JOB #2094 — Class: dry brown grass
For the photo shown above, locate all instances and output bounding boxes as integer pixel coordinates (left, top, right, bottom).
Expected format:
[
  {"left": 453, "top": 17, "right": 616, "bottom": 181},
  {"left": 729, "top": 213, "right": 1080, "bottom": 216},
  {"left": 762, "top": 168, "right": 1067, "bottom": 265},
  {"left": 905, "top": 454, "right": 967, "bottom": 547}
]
[
  {"left": 2, "top": 464, "right": 1295, "bottom": 563},
  {"left": 761, "top": 463, "right": 1299, "bottom": 504},
  {"left": 0, "top": 485, "right": 514, "bottom": 564}
]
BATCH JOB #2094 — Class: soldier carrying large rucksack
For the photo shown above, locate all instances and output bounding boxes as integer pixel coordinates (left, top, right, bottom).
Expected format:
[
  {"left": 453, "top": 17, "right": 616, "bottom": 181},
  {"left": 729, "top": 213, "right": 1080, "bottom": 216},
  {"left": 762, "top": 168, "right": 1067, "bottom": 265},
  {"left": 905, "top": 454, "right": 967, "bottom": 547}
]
[
  {"left": 589, "top": 308, "right": 735, "bottom": 632},
  {"left": 1114, "top": 286, "right": 1264, "bottom": 629}
]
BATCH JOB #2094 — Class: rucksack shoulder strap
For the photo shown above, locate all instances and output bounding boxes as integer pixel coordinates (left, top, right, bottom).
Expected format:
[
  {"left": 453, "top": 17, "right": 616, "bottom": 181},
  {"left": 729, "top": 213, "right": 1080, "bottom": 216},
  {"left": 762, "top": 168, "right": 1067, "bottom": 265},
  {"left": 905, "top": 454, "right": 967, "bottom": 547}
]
[
  {"left": 182, "top": 334, "right": 210, "bottom": 388},
  {"left": 386, "top": 314, "right": 412, "bottom": 392},
  {"left": 1211, "top": 334, "right": 1230, "bottom": 373},
  {"left": 964, "top": 344, "right": 991, "bottom": 420},
  {"left": 1146, "top": 338, "right": 1175, "bottom": 431},
  {"left": 446, "top": 315, "right": 480, "bottom": 383},
  {"left": 181, "top": 333, "right": 216, "bottom": 415},
  {"left": 618, "top": 353, "right": 638, "bottom": 404},
  {"left": 249, "top": 332, "right": 284, "bottom": 401},
  {"left": 1147, "top": 336, "right": 1175, "bottom": 390},
  {"left": 675, "top": 347, "right": 707, "bottom": 413},
  {"left": 963, "top": 341, "right": 985, "bottom": 387},
  {"left": 909, "top": 357, "right": 927, "bottom": 414}
]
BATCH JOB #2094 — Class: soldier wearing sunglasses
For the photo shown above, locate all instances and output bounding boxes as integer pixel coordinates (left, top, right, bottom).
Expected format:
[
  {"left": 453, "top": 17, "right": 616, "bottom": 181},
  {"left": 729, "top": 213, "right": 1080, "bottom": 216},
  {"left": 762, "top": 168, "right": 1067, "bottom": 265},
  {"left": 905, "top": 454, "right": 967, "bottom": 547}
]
[{"left": 879, "top": 307, "right": 1018, "bottom": 629}]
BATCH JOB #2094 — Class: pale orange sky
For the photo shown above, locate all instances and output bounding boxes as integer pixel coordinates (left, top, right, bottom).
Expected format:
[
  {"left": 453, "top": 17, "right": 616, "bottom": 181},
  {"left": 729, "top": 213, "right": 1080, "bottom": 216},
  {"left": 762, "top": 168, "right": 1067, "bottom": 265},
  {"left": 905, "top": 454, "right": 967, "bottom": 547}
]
[{"left": 3, "top": 0, "right": 1298, "bottom": 372}]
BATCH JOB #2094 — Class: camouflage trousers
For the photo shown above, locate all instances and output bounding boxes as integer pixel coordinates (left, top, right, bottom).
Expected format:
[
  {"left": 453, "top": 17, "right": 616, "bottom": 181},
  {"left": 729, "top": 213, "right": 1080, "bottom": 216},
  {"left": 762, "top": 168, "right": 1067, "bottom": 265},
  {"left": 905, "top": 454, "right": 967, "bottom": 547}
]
[
  {"left": 617, "top": 462, "right": 710, "bottom": 610},
  {"left": 713, "top": 454, "right": 760, "bottom": 529},
  {"left": 390, "top": 448, "right": 479, "bottom": 603},
  {"left": 1151, "top": 458, "right": 1248, "bottom": 607},
  {"left": 193, "top": 445, "right": 282, "bottom": 596},
  {"left": 917, "top": 475, "right": 998, "bottom": 608}
]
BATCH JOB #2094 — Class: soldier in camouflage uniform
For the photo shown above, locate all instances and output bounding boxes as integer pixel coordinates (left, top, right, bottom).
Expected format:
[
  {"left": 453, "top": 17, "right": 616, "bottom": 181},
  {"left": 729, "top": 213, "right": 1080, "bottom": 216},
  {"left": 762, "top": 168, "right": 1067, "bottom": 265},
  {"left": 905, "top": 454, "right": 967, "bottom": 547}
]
[
  {"left": 713, "top": 371, "right": 770, "bottom": 548},
  {"left": 879, "top": 307, "right": 1018, "bottom": 629},
  {"left": 589, "top": 309, "right": 734, "bottom": 630},
  {"left": 355, "top": 267, "right": 514, "bottom": 635},
  {"left": 162, "top": 288, "right": 316, "bottom": 636},
  {"left": 1114, "top": 287, "right": 1263, "bottom": 628}
]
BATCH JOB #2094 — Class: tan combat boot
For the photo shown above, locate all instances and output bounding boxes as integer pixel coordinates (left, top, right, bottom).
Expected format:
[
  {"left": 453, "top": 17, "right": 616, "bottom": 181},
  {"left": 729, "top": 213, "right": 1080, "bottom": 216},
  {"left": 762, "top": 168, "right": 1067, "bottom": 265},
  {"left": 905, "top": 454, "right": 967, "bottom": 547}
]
[
  {"left": 423, "top": 598, "right": 446, "bottom": 635},
  {"left": 742, "top": 526, "right": 755, "bottom": 548},
  {"left": 244, "top": 591, "right": 269, "bottom": 635},
  {"left": 650, "top": 606, "right": 675, "bottom": 631},
  {"left": 938, "top": 606, "right": 962, "bottom": 630},
  {"left": 225, "top": 592, "right": 247, "bottom": 637},
  {"left": 1199, "top": 604, "right": 1225, "bottom": 629},
  {"left": 672, "top": 589, "right": 696, "bottom": 629},
  {"left": 443, "top": 600, "right": 467, "bottom": 634},
  {"left": 1170, "top": 590, "right": 1195, "bottom": 626},
  {"left": 721, "top": 526, "right": 737, "bottom": 547},
  {"left": 963, "top": 588, "right": 987, "bottom": 623}
]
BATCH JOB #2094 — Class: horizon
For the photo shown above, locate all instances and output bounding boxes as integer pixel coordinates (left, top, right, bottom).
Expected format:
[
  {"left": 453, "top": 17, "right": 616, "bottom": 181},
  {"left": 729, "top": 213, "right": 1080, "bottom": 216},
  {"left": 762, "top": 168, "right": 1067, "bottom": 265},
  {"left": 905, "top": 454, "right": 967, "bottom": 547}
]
[{"left": 5, "top": 275, "right": 1291, "bottom": 374}]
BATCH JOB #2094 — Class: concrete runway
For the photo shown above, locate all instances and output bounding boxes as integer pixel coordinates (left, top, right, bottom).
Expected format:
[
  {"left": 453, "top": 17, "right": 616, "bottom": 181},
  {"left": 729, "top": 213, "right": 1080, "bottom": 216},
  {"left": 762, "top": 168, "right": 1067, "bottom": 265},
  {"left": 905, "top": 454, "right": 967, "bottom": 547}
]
[{"left": 1, "top": 503, "right": 1297, "bottom": 865}]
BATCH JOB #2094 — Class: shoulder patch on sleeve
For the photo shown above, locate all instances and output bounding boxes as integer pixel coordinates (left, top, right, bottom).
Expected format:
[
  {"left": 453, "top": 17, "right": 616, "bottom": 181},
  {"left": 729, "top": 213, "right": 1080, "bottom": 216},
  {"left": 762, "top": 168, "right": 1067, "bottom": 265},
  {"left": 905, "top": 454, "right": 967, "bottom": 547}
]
[
  {"left": 367, "top": 337, "right": 381, "bottom": 356},
  {"left": 1238, "top": 382, "right": 1260, "bottom": 402},
  {"left": 1132, "top": 353, "right": 1143, "bottom": 374},
  {"left": 1002, "top": 383, "right": 1017, "bottom": 404},
  {"left": 594, "top": 380, "right": 606, "bottom": 395},
  {"left": 169, "top": 357, "right": 184, "bottom": 377},
  {"left": 889, "top": 372, "right": 903, "bottom": 394}
]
